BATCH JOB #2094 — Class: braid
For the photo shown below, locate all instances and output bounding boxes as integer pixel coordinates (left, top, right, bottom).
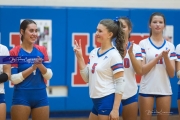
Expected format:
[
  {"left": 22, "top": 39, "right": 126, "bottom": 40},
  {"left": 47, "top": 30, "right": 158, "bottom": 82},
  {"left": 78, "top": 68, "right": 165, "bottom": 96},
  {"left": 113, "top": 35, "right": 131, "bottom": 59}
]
[{"left": 115, "top": 21, "right": 125, "bottom": 58}]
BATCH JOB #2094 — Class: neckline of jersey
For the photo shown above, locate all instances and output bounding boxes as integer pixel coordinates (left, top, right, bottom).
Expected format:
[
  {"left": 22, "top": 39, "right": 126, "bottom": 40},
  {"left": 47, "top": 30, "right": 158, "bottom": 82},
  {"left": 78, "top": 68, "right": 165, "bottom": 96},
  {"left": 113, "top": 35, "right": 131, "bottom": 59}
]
[
  {"left": 21, "top": 46, "right": 35, "bottom": 54},
  {"left": 148, "top": 37, "right": 166, "bottom": 49},
  {"left": 97, "top": 47, "right": 115, "bottom": 57}
]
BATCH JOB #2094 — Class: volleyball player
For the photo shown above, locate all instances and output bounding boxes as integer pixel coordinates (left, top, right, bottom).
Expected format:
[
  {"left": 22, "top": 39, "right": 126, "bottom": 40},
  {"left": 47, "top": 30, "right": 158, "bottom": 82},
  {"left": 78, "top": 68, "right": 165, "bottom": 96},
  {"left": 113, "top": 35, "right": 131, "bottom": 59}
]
[
  {"left": 74, "top": 19, "right": 125, "bottom": 120},
  {"left": 139, "top": 12, "right": 176, "bottom": 120},
  {"left": 119, "top": 17, "right": 142, "bottom": 120},
  {"left": 0, "top": 44, "right": 11, "bottom": 120},
  {"left": 10, "top": 19, "right": 53, "bottom": 120}
]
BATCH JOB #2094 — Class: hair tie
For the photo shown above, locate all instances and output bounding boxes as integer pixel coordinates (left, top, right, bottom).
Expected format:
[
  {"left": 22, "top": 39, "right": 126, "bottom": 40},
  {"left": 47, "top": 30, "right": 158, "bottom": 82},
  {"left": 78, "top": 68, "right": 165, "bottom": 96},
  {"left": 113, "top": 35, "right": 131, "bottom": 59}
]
[{"left": 114, "top": 17, "right": 119, "bottom": 23}]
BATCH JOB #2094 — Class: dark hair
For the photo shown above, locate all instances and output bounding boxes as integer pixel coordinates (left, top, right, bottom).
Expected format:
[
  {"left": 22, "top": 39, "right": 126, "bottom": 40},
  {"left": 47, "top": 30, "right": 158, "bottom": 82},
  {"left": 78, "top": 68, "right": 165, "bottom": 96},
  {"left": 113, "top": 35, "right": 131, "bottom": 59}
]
[
  {"left": 99, "top": 19, "right": 125, "bottom": 58},
  {"left": 119, "top": 17, "right": 132, "bottom": 38},
  {"left": 20, "top": 19, "right": 36, "bottom": 41},
  {"left": 149, "top": 12, "right": 166, "bottom": 36}
]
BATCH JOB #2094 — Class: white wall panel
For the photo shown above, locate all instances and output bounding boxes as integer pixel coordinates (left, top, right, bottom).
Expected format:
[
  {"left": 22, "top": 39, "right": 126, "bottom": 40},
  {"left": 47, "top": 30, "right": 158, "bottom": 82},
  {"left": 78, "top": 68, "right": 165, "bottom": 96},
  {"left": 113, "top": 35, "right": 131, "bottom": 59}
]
[{"left": 0, "top": 0, "right": 179, "bottom": 9}]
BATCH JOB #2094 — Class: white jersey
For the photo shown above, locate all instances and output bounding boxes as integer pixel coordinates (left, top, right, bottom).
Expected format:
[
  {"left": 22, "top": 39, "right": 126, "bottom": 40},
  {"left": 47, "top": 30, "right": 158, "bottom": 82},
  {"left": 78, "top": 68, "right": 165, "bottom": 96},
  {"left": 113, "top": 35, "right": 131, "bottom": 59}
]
[
  {"left": 176, "top": 44, "right": 180, "bottom": 84},
  {"left": 0, "top": 44, "right": 9, "bottom": 94},
  {"left": 122, "top": 42, "right": 143, "bottom": 99},
  {"left": 88, "top": 47, "right": 124, "bottom": 98},
  {"left": 139, "top": 38, "right": 176, "bottom": 95}
]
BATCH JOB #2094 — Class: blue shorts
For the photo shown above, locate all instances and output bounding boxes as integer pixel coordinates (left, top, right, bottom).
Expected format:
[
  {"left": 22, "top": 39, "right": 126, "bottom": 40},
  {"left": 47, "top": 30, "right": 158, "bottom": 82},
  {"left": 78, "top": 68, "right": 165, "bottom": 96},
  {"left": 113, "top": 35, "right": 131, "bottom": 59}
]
[
  {"left": 91, "top": 93, "right": 123, "bottom": 116},
  {"left": 178, "top": 85, "right": 180, "bottom": 100},
  {"left": 12, "top": 88, "right": 49, "bottom": 109},
  {"left": 122, "top": 93, "right": 138, "bottom": 106},
  {"left": 139, "top": 93, "right": 171, "bottom": 98},
  {"left": 0, "top": 94, "right": 5, "bottom": 103}
]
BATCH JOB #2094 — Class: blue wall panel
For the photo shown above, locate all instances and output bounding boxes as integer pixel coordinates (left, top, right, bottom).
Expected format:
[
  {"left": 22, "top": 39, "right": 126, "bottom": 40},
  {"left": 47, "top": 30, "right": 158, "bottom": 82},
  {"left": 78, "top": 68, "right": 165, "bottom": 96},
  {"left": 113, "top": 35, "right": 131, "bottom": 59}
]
[
  {"left": 0, "top": 6, "right": 67, "bottom": 111},
  {"left": 0, "top": 6, "right": 180, "bottom": 114}
]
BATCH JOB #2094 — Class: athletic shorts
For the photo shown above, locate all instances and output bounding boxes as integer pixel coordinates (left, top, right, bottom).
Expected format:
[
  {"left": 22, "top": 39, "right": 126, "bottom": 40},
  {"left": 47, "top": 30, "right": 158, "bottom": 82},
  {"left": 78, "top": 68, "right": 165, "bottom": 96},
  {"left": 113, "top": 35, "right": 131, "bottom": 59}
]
[
  {"left": 178, "top": 85, "right": 180, "bottom": 100},
  {"left": 122, "top": 92, "right": 138, "bottom": 106},
  {"left": 91, "top": 93, "right": 123, "bottom": 116},
  {"left": 12, "top": 88, "right": 49, "bottom": 109},
  {"left": 139, "top": 93, "right": 171, "bottom": 98},
  {"left": 0, "top": 94, "right": 5, "bottom": 103}
]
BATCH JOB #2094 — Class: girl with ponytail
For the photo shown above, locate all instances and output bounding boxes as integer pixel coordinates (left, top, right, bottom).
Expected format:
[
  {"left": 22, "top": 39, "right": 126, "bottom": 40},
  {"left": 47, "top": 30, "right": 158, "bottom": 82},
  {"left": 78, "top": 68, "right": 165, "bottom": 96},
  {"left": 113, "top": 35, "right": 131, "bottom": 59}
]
[{"left": 74, "top": 19, "right": 126, "bottom": 120}]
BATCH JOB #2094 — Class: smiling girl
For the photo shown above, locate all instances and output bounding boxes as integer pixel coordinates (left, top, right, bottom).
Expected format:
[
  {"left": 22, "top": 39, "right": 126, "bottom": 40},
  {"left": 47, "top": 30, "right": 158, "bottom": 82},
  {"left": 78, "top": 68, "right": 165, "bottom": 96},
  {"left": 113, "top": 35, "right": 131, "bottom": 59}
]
[
  {"left": 138, "top": 12, "right": 176, "bottom": 120},
  {"left": 74, "top": 19, "right": 125, "bottom": 120},
  {"left": 10, "top": 19, "right": 53, "bottom": 120}
]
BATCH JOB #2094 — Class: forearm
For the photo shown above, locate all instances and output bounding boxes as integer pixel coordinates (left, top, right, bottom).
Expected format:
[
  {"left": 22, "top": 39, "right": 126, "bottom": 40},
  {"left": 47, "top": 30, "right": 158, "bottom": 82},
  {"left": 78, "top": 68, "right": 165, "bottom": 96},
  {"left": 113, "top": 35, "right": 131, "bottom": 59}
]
[
  {"left": 164, "top": 56, "right": 175, "bottom": 77},
  {"left": 142, "top": 57, "right": 160, "bottom": 75},
  {"left": 129, "top": 52, "right": 142, "bottom": 74},
  {"left": 22, "top": 65, "right": 36, "bottom": 79},
  {"left": 112, "top": 93, "right": 122, "bottom": 110},
  {"left": 77, "top": 56, "right": 86, "bottom": 70},
  {"left": 36, "top": 64, "right": 47, "bottom": 74}
]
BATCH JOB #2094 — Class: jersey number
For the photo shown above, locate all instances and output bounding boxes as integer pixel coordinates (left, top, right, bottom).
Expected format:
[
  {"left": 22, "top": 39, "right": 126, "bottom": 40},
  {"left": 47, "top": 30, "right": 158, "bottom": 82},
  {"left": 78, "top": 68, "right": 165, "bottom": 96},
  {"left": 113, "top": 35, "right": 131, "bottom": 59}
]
[
  {"left": 124, "top": 58, "right": 130, "bottom": 68},
  {"left": 92, "top": 63, "right": 97, "bottom": 73},
  {"left": 155, "top": 54, "right": 163, "bottom": 64}
]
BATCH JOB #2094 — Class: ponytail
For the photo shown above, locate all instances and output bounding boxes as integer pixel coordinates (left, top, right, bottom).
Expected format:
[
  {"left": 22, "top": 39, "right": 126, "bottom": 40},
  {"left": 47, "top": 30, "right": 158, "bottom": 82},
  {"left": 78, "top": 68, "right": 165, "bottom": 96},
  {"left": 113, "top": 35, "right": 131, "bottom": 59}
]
[{"left": 115, "top": 21, "right": 125, "bottom": 58}]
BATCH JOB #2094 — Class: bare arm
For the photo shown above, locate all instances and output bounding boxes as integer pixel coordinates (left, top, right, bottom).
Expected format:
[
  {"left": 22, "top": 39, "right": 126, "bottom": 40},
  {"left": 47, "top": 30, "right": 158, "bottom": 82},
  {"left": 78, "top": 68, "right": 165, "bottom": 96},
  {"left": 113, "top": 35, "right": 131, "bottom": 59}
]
[
  {"left": 109, "top": 71, "right": 123, "bottom": 119},
  {"left": 128, "top": 43, "right": 142, "bottom": 74},
  {"left": 141, "top": 54, "right": 162, "bottom": 75},
  {"left": 128, "top": 51, "right": 142, "bottom": 74},
  {"left": 21, "top": 65, "right": 37, "bottom": 79},
  {"left": 113, "top": 71, "right": 124, "bottom": 109},
  {"left": 164, "top": 55, "right": 175, "bottom": 78},
  {"left": 176, "top": 61, "right": 180, "bottom": 72},
  {"left": 74, "top": 40, "right": 86, "bottom": 70},
  {"left": 36, "top": 64, "right": 47, "bottom": 74},
  {"left": 162, "top": 49, "right": 175, "bottom": 77}
]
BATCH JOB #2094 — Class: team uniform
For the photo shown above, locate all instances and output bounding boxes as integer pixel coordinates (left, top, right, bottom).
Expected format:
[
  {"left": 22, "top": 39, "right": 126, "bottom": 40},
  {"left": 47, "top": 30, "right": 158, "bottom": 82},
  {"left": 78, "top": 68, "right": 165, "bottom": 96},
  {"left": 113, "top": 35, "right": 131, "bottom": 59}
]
[
  {"left": 0, "top": 44, "right": 9, "bottom": 103},
  {"left": 121, "top": 42, "right": 142, "bottom": 106},
  {"left": 175, "top": 44, "right": 180, "bottom": 99},
  {"left": 10, "top": 45, "right": 50, "bottom": 108},
  {"left": 87, "top": 47, "right": 124, "bottom": 115},
  {"left": 139, "top": 38, "right": 176, "bottom": 97}
]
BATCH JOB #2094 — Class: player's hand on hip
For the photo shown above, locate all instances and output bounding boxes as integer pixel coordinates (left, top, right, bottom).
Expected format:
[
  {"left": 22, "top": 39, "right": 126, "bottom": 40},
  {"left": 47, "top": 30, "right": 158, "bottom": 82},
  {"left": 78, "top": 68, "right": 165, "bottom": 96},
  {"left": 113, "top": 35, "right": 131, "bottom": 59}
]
[
  {"left": 162, "top": 49, "right": 170, "bottom": 58},
  {"left": 74, "top": 39, "right": 83, "bottom": 58},
  {"left": 109, "top": 109, "right": 119, "bottom": 120}
]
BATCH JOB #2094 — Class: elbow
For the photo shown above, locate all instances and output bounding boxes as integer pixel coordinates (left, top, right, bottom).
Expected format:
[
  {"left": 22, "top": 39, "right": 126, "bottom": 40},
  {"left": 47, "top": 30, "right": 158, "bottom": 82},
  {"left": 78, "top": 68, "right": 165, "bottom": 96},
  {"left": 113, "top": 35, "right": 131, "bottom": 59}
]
[
  {"left": 168, "top": 69, "right": 175, "bottom": 78},
  {"left": 42, "top": 68, "right": 53, "bottom": 80},
  {"left": 10, "top": 73, "right": 24, "bottom": 85}
]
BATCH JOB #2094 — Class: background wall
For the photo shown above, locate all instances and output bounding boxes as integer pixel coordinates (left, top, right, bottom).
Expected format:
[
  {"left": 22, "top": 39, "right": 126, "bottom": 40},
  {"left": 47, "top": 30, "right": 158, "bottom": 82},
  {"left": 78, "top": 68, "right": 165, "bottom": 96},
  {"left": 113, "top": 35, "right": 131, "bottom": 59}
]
[{"left": 0, "top": 0, "right": 180, "bottom": 118}]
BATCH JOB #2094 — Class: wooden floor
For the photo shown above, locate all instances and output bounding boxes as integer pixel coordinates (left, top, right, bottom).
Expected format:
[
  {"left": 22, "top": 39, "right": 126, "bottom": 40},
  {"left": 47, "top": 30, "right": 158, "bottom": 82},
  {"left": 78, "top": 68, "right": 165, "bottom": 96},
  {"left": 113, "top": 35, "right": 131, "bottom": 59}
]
[{"left": 47, "top": 115, "right": 179, "bottom": 120}]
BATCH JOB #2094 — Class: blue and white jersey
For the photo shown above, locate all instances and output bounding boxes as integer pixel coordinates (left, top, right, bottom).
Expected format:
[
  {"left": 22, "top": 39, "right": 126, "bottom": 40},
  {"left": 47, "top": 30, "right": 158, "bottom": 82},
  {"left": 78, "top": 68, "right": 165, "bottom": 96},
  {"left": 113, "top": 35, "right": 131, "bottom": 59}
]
[
  {"left": 139, "top": 38, "right": 176, "bottom": 95},
  {"left": 123, "top": 42, "right": 143, "bottom": 99},
  {"left": 10, "top": 45, "right": 51, "bottom": 90},
  {"left": 88, "top": 47, "right": 124, "bottom": 98},
  {"left": 176, "top": 44, "right": 180, "bottom": 84},
  {"left": 0, "top": 44, "right": 9, "bottom": 93}
]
